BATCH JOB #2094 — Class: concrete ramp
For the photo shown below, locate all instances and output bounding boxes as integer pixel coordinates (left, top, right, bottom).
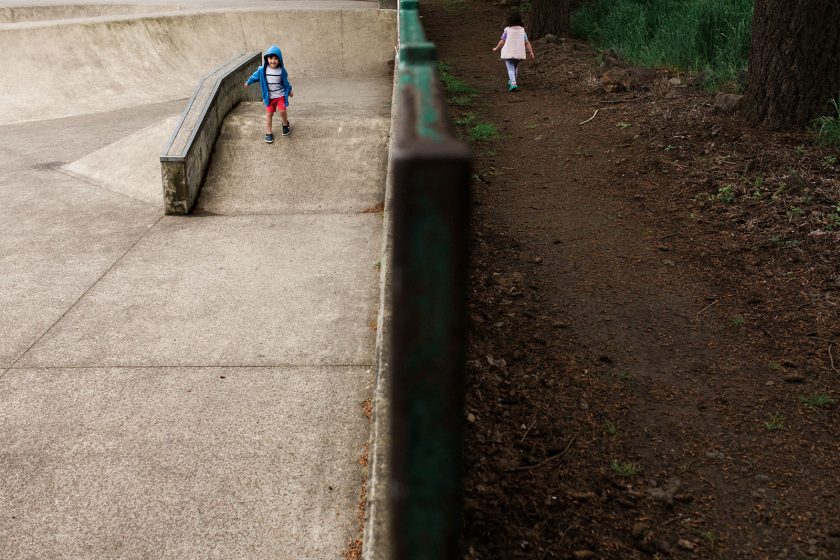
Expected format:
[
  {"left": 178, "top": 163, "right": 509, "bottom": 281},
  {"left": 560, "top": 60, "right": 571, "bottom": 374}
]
[
  {"left": 0, "top": 5, "right": 394, "bottom": 124},
  {"left": 62, "top": 115, "right": 179, "bottom": 206},
  {"left": 199, "top": 78, "right": 391, "bottom": 215}
]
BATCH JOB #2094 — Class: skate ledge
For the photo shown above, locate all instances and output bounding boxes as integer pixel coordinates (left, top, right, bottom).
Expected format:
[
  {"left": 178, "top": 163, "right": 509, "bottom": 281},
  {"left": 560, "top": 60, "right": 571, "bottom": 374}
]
[{"left": 160, "top": 51, "right": 261, "bottom": 215}]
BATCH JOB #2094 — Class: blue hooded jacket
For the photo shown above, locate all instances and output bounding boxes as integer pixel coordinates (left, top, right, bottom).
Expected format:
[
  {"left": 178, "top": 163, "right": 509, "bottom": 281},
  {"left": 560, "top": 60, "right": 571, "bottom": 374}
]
[{"left": 245, "top": 45, "right": 292, "bottom": 107}]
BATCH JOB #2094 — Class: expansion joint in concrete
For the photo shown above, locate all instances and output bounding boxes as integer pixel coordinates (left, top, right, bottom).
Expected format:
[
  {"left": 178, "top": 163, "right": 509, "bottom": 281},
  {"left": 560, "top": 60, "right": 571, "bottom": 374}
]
[{"left": 7, "top": 215, "right": 165, "bottom": 370}]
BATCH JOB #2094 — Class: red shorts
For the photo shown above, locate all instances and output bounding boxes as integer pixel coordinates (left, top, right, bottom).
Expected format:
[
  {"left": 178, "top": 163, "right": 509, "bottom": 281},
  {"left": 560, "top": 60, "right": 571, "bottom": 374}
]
[{"left": 266, "top": 96, "right": 286, "bottom": 113}]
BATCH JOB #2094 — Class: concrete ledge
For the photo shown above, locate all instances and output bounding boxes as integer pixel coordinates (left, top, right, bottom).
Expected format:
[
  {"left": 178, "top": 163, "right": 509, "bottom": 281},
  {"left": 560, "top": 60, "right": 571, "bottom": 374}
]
[
  {"left": 0, "top": 4, "right": 182, "bottom": 23},
  {"left": 362, "top": 61, "right": 399, "bottom": 560},
  {"left": 160, "top": 52, "right": 261, "bottom": 215}
]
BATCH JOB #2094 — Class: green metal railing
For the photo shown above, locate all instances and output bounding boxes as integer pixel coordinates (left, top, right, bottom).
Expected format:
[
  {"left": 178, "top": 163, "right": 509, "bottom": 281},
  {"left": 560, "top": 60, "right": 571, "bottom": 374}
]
[{"left": 389, "top": 1, "right": 472, "bottom": 559}]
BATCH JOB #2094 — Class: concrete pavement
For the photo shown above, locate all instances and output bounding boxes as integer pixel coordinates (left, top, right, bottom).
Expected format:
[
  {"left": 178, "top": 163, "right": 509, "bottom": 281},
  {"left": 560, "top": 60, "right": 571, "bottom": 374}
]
[{"left": 0, "top": 2, "right": 394, "bottom": 558}]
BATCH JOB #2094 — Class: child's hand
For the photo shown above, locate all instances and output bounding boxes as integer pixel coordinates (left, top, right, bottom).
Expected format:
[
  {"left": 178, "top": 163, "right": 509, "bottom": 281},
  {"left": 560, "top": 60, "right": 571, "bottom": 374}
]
[
  {"left": 289, "top": 91, "right": 294, "bottom": 98},
  {"left": 243, "top": 82, "right": 249, "bottom": 88}
]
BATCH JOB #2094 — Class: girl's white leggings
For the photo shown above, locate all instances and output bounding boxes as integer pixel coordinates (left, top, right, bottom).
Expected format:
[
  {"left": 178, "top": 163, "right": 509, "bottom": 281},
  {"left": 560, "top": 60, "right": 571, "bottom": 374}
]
[{"left": 504, "top": 59, "right": 521, "bottom": 85}]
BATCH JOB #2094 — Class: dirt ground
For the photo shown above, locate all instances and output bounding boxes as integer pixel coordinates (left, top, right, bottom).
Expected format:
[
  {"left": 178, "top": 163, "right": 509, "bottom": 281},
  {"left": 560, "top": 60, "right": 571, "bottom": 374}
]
[{"left": 421, "top": 1, "right": 840, "bottom": 558}]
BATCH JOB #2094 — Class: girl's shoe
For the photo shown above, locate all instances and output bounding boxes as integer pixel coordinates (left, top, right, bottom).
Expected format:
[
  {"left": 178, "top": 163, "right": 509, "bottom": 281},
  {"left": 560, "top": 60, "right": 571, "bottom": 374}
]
[
  {"left": 265, "top": 133, "right": 274, "bottom": 143},
  {"left": 282, "top": 123, "right": 291, "bottom": 136},
  {"left": 509, "top": 83, "right": 519, "bottom": 92}
]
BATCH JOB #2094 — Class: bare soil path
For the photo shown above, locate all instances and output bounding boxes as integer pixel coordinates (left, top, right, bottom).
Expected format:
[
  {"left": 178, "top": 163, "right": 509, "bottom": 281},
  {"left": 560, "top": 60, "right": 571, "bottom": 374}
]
[{"left": 422, "top": 1, "right": 840, "bottom": 559}]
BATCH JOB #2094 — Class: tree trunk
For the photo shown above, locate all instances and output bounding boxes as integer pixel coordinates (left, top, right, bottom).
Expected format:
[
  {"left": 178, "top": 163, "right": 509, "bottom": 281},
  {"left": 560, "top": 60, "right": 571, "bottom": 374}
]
[
  {"left": 529, "top": 0, "right": 570, "bottom": 40},
  {"left": 742, "top": 0, "right": 840, "bottom": 130}
]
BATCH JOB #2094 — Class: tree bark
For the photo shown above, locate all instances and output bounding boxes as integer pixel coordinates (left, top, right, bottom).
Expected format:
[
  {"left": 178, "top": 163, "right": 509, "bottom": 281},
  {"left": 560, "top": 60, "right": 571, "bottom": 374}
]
[
  {"left": 742, "top": 0, "right": 840, "bottom": 130},
  {"left": 529, "top": 0, "right": 571, "bottom": 40}
]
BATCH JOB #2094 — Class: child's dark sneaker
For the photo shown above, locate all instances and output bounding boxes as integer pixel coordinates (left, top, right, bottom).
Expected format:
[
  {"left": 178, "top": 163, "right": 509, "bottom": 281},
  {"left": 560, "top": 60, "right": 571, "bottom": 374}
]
[
  {"left": 265, "top": 133, "right": 274, "bottom": 143},
  {"left": 282, "top": 123, "right": 291, "bottom": 136}
]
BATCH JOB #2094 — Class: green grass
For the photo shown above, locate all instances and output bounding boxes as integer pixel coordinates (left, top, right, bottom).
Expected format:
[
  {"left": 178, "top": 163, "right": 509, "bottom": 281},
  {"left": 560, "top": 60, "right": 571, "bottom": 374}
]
[
  {"left": 799, "top": 394, "right": 836, "bottom": 409},
  {"left": 716, "top": 185, "right": 736, "bottom": 203},
  {"left": 454, "top": 112, "right": 477, "bottom": 128},
  {"left": 787, "top": 206, "right": 805, "bottom": 221},
  {"left": 603, "top": 419, "right": 618, "bottom": 436},
  {"left": 764, "top": 413, "right": 785, "bottom": 431},
  {"left": 572, "top": 0, "right": 753, "bottom": 87},
  {"left": 439, "top": 61, "right": 478, "bottom": 109},
  {"left": 450, "top": 95, "right": 475, "bottom": 107},
  {"left": 439, "top": 61, "right": 496, "bottom": 145},
  {"left": 438, "top": 61, "right": 477, "bottom": 96},
  {"left": 812, "top": 95, "right": 840, "bottom": 147},
  {"left": 611, "top": 460, "right": 639, "bottom": 477},
  {"left": 826, "top": 204, "right": 840, "bottom": 230},
  {"left": 469, "top": 122, "right": 498, "bottom": 143},
  {"left": 699, "top": 530, "right": 719, "bottom": 547}
]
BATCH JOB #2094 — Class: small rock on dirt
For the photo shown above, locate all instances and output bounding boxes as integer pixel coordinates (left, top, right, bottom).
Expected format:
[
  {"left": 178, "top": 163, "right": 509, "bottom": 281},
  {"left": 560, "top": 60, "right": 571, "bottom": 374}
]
[
  {"left": 632, "top": 522, "right": 650, "bottom": 538},
  {"left": 677, "top": 539, "right": 698, "bottom": 550},
  {"left": 648, "top": 477, "right": 682, "bottom": 506},
  {"left": 783, "top": 373, "right": 806, "bottom": 383},
  {"left": 713, "top": 93, "right": 743, "bottom": 115},
  {"left": 573, "top": 550, "right": 595, "bottom": 559},
  {"left": 601, "top": 68, "right": 631, "bottom": 92}
]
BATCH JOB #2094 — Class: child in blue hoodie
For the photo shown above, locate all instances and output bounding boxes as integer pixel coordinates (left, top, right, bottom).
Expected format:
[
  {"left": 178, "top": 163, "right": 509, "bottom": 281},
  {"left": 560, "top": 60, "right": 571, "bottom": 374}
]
[{"left": 244, "top": 45, "right": 293, "bottom": 143}]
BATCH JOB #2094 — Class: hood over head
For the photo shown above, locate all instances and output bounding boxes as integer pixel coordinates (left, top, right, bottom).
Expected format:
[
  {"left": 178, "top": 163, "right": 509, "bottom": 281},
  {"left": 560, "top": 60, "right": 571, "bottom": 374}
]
[{"left": 263, "top": 44, "right": 284, "bottom": 68}]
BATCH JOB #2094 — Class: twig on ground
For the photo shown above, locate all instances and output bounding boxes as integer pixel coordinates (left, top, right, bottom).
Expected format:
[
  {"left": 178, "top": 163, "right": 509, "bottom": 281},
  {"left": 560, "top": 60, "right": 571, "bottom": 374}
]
[
  {"left": 829, "top": 343, "right": 840, "bottom": 376},
  {"left": 525, "top": 396, "right": 556, "bottom": 419},
  {"left": 695, "top": 299, "right": 718, "bottom": 319},
  {"left": 508, "top": 434, "right": 577, "bottom": 472},
  {"left": 578, "top": 109, "right": 599, "bottom": 125},
  {"left": 520, "top": 419, "right": 537, "bottom": 443},
  {"left": 762, "top": 327, "right": 779, "bottom": 345}
]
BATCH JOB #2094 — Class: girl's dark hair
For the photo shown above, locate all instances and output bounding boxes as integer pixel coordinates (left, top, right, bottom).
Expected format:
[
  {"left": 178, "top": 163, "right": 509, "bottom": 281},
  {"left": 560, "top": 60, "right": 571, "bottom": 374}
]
[{"left": 507, "top": 9, "right": 524, "bottom": 27}]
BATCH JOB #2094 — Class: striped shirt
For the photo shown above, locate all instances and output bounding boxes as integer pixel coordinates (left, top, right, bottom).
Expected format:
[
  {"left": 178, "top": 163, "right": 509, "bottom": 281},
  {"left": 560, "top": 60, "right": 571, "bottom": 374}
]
[{"left": 266, "top": 66, "right": 284, "bottom": 99}]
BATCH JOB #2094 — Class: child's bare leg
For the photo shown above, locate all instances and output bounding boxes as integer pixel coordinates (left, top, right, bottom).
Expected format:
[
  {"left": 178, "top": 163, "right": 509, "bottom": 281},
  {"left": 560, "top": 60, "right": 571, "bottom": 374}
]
[
  {"left": 279, "top": 109, "right": 289, "bottom": 126},
  {"left": 265, "top": 111, "right": 274, "bottom": 134}
]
